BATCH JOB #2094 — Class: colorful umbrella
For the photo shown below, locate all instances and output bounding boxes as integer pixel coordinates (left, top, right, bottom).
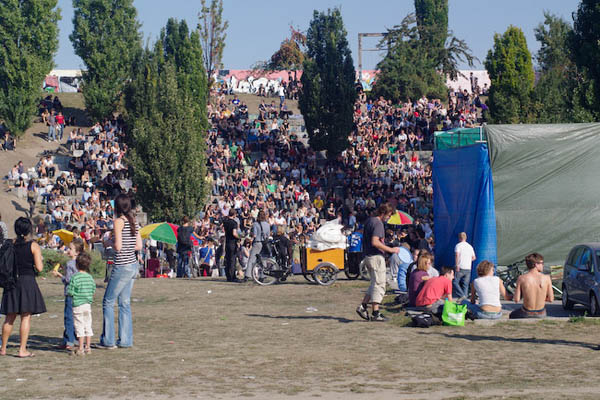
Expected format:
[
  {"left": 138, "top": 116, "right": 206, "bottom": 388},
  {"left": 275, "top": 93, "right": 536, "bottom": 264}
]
[
  {"left": 52, "top": 229, "right": 75, "bottom": 245},
  {"left": 387, "top": 211, "right": 414, "bottom": 225},
  {"left": 140, "top": 223, "right": 201, "bottom": 246},
  {"left": 140, "top": 223, "right": 179, "bottom": 245}
]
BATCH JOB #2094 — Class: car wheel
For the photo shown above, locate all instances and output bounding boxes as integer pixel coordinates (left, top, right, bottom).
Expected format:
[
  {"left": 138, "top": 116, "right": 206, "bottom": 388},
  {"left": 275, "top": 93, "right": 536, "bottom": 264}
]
[
  {"left": 561, "top": 285, "right": 575, "bottom": 310},
  {"left": 590, "top": 293, "right": 600, "bottom": 317}
]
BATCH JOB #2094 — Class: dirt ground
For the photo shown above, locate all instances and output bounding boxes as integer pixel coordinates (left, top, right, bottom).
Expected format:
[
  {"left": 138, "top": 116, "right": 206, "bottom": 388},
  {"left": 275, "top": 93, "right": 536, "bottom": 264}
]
[{"left": 1, "top": 276, "right": 600, "bottom": 400}]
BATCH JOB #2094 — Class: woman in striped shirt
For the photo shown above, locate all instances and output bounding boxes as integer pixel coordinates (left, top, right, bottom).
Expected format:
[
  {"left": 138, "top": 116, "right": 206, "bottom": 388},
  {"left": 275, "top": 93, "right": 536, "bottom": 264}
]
[{"left": 98, "top": 194, "right": 141, "bottom": 348}]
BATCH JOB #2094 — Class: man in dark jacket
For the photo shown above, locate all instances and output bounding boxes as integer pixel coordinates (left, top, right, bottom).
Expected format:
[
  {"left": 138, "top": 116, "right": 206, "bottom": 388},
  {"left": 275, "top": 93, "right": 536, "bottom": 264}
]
[
  {"left": 176, "top": 216, "right": 194, "bottom": 278},
  {"left": 223, "top": 209, "right": 241, "bottom": 282}
]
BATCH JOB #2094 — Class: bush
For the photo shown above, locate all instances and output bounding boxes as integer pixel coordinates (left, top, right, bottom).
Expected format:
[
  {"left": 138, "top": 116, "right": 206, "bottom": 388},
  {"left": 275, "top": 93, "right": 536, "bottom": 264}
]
[
  {"left": 41, "top": 248, "right": 105, "bottom": 279},
  {"left": 89, "top": 249, "right": 106, "bottom": 278},
  {"left": 41, "top": 249, "right": 69, "bottom": 277}
]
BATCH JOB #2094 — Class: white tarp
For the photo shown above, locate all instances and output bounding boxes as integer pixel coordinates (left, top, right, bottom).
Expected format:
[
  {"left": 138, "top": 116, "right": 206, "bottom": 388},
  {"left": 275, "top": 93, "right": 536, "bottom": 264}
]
[{"left": 307, "top": 220, "right": 347, "bottom": 250}]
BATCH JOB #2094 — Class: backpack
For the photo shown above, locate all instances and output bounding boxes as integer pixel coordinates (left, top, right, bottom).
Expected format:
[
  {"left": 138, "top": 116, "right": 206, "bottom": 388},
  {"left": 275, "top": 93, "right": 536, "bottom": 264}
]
[
  {"left": 411, "top": 313, "right": 433, "bottom": 328},
  {"left": 178, "top": 226, "right": 193, "bottom": 248},
  {"left": 411, "top": 312, "right": 441, "bottom": 328},
  {"left": 0, "top": 239, "right": 17, "bottom": 290}
]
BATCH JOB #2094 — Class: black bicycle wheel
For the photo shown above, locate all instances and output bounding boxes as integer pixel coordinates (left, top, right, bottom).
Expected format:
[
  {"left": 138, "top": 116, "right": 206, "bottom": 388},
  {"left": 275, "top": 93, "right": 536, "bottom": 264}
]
[
  {"left": 344, "top": 268, "right": 360, "bottom": 280},
  {"left": 303, "top": 271, "right": 316, "bottom": 283},
  {"left": 252, "top": 258, "right": 279, "bottom": 286}
]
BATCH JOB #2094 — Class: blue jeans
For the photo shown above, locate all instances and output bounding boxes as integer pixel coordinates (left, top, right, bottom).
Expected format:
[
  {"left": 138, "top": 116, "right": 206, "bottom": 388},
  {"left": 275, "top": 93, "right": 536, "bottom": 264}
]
[
  {"left": 462, "top": 300, "right": 502, "bottom": 320},
  {"left": 396, "top": 262, "right": 410, "bottom": 292},
  {"left": 453, "top": 269, "right": 471, "bottom": 299},
  {"left": 100, "top": 262, "right": 137, "bottom": 347},
  {"left": 177, "top": 252, "right": 190, "bottom": 278},
  {"left": 48, "top": 125, "right": 56, "bottom": 141},
  {"left": 63, "top": 295, "right": 76, "bottom": 346}
]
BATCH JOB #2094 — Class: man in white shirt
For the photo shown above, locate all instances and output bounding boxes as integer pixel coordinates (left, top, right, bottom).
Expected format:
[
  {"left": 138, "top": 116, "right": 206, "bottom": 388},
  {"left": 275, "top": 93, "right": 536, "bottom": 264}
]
[
  {"left": 278, "top": 86, "right": 285, "bottom": 107},
  {"left": 454, "top": 232, "right": 476, "bottom": 301}
]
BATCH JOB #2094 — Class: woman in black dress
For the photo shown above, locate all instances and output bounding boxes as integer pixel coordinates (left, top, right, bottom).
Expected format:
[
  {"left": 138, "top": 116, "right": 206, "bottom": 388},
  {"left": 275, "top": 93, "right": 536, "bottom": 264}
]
[{"left": 0, "top": 217, "right": 46, "bottom": 357}]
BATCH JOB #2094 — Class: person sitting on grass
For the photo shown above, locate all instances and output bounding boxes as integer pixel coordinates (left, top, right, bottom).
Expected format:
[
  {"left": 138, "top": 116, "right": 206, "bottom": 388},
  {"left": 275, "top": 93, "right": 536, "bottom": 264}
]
[
  {"left": 462, "top": 260, "right": 511, "bottom": 320},
  {"left": 509, "top": 252, "right": 553, "bottom": 319},
  {"left": 67, "top": 251, "right": 96, "bottom": 355},
  {"left": 407, "top": 251, "right": 433, "bottom": 307},
  {"left": 415, "top": 266, "right": 454, "bottom": 315}
]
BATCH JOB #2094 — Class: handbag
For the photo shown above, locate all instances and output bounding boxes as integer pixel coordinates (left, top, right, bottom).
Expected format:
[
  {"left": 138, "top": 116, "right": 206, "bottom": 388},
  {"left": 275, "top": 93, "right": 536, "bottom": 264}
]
[{"left": 441, "top": 300, "right": 467, "bottom": 326}]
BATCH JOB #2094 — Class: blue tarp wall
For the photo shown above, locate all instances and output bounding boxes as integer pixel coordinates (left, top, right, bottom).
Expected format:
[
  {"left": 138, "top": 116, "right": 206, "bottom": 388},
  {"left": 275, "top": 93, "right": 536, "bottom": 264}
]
[{"left": 433, "top": 144, "right": 497, "bottom": 279}]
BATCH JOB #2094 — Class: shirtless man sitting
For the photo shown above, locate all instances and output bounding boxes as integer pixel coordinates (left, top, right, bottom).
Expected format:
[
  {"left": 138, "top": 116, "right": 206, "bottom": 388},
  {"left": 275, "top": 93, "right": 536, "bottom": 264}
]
[{"left": 509, "top": 252, "right": 554, "bottom": 319}]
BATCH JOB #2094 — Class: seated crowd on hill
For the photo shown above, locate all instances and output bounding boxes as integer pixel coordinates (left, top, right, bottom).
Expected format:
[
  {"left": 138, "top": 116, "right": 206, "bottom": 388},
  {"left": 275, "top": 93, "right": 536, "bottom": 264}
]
[
  {"left": 4, "top": 115, "right": 134, "bottom": 247},
  {"left": 3, "top": 84, "right": 484, "bottom": 270}
]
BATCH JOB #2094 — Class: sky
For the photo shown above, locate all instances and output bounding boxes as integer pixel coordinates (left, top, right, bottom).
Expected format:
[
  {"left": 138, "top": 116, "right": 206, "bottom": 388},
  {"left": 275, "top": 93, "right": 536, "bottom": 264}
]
[{"left": 54, "top": 0, "right": 581, "bottom": 71}]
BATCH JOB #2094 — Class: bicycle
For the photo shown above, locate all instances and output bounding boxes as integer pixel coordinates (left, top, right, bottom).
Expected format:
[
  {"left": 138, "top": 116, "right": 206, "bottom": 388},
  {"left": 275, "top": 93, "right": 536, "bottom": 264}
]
[
  {"left": 497, "top": 259, "right": 563, "bottom": 297},
  {"left": 496, "top": 259, "right": 526, "bottom": 295},
  {"left": 251, "top": 238, "right": 287, "bottom": 286}
]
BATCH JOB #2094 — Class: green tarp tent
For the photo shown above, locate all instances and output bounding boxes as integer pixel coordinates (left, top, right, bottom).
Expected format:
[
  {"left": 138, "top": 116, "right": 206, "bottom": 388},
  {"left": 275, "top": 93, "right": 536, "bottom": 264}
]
[
  {"left": 434, "top": 127, "right": 485, "bottom": 150},
  {"left": 434, "top": 123, "right": 600, "bottom": 266},
  {"left": 487, "top": 123, "right": 600, "bottom": 266}
]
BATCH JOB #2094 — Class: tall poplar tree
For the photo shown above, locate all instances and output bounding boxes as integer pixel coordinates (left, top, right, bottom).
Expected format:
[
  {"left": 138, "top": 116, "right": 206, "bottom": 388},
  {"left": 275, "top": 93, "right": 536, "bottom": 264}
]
[
  {"left": 531, "top": 12, "right": 595, "bottom": 123},
  {"left": 125, "top": 21, "right": 208, "bottom": 222},
  {"left": 160, "top": 18, "right": 207, "bottom": 119},
  {"left": 414, "top": 0, "right": 448, "bottom": 60},
  {"left": 484, "top": 26, "right": 535, "bottom": 124},
  {"left": 372, "top": 1, "right": 473, "bottom": 102},
  {"left": 71, "top": 0, "right": 142, "bottom": 121},
  {"left": 299, "top": 8, "right": 356, "bottom": 158},
  {"left": 571, "top": 0, "right": 600, "bottom": 115},
  {"left": 198, "top": 0, "right": 228, "bottom": 87},
  {"left": 0, "top": 0, "right": 61, "bottom": 136}
]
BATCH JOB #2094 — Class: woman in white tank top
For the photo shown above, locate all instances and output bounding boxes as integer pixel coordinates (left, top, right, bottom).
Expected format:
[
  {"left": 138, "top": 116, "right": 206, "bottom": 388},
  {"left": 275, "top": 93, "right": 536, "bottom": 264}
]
[{"left": 464, "top": 260, "right": 511, "bottom": 320}]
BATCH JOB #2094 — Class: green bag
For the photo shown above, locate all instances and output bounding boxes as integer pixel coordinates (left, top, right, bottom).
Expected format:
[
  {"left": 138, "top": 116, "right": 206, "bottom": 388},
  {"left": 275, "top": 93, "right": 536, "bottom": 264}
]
[{"left": 441, "top": 300, "right": 467, "bottom": 326}]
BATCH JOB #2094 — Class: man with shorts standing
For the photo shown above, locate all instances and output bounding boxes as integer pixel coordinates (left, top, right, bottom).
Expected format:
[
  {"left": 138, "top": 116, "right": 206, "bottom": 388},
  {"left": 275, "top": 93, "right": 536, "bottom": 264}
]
[{"left": 356, "top": 203, "right": 400, "bottom": 322}]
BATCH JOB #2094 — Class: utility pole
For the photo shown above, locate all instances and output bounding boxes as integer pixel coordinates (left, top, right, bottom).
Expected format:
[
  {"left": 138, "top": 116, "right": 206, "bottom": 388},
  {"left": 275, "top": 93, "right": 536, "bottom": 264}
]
[{"left": 357, "top": 32, "right": 387, "bottom": 78}]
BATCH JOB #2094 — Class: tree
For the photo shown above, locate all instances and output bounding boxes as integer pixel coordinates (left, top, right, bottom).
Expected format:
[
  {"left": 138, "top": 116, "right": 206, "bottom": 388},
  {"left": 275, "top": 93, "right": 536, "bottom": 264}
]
[
  {"left": 263, "top": 26, "right": 306, "bottom": 72},
  {"left": 298, "top": 9, "right": 356, "bottom": 158},
  {"left": 531, "top": 12, "right": 596, "bottom": 123},
  {"left": 535, "top": 11, "right": 572, "bottom": 72},
  {"left": 371, "top": 14, "right": 446, "bottom": 102},
  {"left": 198, "top": 0, "right": 228, "bottom": 87},
  {"left": 571, "top": 0, "right": 600, "bottom": 115},
  {"left": 71, "top": 0, "right": 142, "bottom": 121},
  {"left": 484, "top": 26, "right": 535, "bottom": 124},
  {"left": 125, "top": 27, "right": 208, "bottom": 222},
  {"left": 371, "top": 2, "right": 474, "bottom": 102},
  {"left": 160, "top": 18, "right": 207, "bottom": 119},
  {"left": 0, "top": 0, "right": 61, "bottom": 137},
  {"left": 414, "top": 0, "right": 448, "bottom": 58}
]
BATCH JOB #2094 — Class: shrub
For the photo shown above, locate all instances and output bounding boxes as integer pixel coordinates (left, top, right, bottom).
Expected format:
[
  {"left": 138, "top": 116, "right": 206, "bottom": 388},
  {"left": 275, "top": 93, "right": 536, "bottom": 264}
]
[{"left": 41, "top": 248, "right": 105, "bottom": 279}]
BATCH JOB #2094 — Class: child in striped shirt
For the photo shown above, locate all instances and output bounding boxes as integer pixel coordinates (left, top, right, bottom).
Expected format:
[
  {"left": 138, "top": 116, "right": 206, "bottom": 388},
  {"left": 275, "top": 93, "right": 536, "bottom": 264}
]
[{"left": 67, "top": 252, "right": 96, "bottom": 356}]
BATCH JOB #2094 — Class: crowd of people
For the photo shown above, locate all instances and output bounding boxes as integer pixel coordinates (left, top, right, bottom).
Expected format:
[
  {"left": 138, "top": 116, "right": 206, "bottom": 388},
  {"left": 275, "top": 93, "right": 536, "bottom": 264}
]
[
  {"left": 4, "top": 113, "right": 134, "bottom": 249},
  {"left": 3, "top": 82, "right": 484, "bottom": 281},
  {"left": 1, "top": 78, "right": 563, "bottom": 360}
]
